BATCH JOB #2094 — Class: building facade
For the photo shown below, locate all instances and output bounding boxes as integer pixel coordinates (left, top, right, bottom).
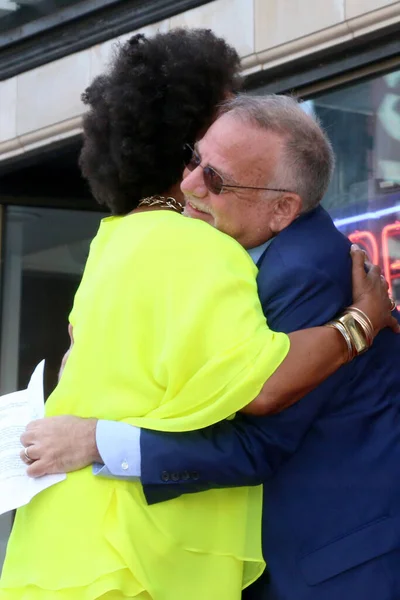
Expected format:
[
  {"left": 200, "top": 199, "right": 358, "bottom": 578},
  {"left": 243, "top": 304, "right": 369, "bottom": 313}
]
[{"left": 0, "top": 0, "right": 399, "bottom": 568}]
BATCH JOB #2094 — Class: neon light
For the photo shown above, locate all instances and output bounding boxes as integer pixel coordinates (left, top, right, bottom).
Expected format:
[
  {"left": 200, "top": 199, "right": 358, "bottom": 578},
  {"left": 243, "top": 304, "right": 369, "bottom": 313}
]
[
  {"left": 381, "top": 221, "right": 400, "bottom": 309},
  {"left": 348, "top": 230, "right": 379, "bottom": 263},
  {"left": 334, "top": 204, "right": 400, "bottom": 228}
]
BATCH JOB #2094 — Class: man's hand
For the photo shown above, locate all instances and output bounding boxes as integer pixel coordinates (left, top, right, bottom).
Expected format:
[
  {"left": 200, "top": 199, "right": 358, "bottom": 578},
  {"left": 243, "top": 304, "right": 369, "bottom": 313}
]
[{"left": 20, "top": 416, "right": 101, "bottom": 478}]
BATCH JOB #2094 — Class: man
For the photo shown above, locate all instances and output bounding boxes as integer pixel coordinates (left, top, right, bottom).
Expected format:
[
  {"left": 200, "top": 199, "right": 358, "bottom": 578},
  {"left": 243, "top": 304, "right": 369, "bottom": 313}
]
[{"left": 21, "top": 95, "right": 400, "bottom": 599}]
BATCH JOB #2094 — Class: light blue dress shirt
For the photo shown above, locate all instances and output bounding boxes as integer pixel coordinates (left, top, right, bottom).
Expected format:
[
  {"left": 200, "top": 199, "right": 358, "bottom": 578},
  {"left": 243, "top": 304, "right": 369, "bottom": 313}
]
[{"left": 93, "top": 239, "right": 272, "bottom": 479}]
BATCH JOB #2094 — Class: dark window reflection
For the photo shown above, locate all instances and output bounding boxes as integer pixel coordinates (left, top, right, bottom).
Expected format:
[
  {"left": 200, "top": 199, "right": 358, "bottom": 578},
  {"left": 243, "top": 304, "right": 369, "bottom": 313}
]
[
  {"left": 0, "top": 0, "right": 85, "bottom": 36},
  {"left": 0, "top": 206, "right": 104, "bottom": 397},
  {"left": 304, "top": 68, "right": 400, "bottom": 315}
]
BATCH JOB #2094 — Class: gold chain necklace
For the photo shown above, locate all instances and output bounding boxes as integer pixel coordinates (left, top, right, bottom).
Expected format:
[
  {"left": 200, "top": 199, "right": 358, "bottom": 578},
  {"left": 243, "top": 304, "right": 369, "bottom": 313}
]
[{"left": 137, "top": 195, "right": 184, "bottom": 214}]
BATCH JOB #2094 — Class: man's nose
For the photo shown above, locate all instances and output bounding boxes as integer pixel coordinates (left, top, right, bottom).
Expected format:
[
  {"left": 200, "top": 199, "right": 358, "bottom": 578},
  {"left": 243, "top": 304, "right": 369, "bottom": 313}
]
[{"left": 181, "top": 166, "right": 207, "bottom": 197}]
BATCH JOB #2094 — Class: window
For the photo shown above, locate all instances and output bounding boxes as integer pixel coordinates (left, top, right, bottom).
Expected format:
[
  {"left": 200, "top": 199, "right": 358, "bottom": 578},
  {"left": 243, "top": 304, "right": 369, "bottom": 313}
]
[
  {"left": 0, "top": 206, "right": 104, "bottom": 396},
  {"left": 0, "top": 0, "right": 90, "bottom": 34},
  {"left": 306, "top": 68, "right": 400, "bottom": 312}
]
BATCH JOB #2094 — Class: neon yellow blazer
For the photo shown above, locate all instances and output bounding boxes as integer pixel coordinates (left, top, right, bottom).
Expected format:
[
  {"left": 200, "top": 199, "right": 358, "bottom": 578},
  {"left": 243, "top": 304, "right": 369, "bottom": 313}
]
[{"left": 0, "top": 211, "right": 289, "bottom": 600}]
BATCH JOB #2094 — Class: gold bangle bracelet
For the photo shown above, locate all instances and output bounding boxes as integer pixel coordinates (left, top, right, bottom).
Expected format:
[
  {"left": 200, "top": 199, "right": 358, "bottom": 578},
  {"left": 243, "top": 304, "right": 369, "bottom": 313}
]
[
  {"left": 326, "top": 321, "right": 355, "bottom": 363},
  {"left": 337, "top": 312, "right": 370, "bottom": 355},
  {"left": 345, "top": 307, "right": 374, "bottom": 345},
  {"left": 327, "top": 308, "right": 372, "bottom": 362},
  {"left": 348, "top": 306, "right": 373, "bottom": 334}
]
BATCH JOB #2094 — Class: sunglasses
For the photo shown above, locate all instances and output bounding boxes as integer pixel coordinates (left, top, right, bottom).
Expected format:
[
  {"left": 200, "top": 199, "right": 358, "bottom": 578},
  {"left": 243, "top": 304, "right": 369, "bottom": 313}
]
[{"left": 183, "top": 144, "right": 294, "bottom": 196}]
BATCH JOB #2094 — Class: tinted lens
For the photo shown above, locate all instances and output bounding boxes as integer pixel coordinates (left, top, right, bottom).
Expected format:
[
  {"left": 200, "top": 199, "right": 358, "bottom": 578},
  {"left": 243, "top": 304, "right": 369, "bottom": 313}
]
[
  {"left": 183, "top": 144, "right": 200, "bottom": 171},
  {"left": 204, "top": 166, "right": 223, "bottom": 195}
]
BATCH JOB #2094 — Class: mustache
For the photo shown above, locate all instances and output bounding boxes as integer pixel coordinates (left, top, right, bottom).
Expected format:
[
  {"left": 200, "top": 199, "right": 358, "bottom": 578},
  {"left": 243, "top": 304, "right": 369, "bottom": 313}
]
[{"left": 184, "top": 196, "right": 212, "bottom": 215}]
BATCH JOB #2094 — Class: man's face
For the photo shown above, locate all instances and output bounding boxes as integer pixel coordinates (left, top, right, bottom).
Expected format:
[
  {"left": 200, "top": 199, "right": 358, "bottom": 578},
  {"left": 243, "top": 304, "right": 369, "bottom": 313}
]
[{"left": 181, "top": 113, "right": 301, "bottom": 248}]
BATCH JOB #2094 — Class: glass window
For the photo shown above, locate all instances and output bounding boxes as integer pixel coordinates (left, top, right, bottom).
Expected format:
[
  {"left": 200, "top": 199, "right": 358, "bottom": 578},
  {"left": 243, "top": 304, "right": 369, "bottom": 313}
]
[
  {"left": 0, "top": 205, "right": 104, "bottom": 569},
  {"left": 305, "top": 68, "right": 400, "bottom": 313},
  {"left": 0, "top": 0, "right": 89, "bottom": 35},
  {"left": 0, "top": 206, "right": 104, "bottom": 395}
]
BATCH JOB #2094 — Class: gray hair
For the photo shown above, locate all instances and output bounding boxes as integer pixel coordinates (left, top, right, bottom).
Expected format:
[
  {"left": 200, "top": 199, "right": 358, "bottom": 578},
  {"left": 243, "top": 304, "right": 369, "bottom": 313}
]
[{"left": 220, "top": 94, "right": 335, "bottom": 212}]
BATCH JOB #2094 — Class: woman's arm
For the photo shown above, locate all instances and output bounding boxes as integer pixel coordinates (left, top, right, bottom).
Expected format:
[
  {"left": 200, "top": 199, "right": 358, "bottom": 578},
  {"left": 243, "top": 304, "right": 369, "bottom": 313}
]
[
  {"left": 243, "top": 246, "right": 399, "bottom": 415},
  {"left": 58, "top": 244, "right": 396, "bottom": 419}
]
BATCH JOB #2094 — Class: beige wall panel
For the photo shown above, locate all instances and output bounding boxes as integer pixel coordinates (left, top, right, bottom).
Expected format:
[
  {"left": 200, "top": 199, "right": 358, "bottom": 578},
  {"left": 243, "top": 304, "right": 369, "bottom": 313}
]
[
  {"left": 346, "top": 0, "right": 399, "bottom": 19},
  {"left": 170, "top": 0, "right": 254, "bottom": 58},
  {"left": 346, "top": 1, "right": 400, "bottom": 37},
  {"left": 0, "top": 77, "right": 17, "bottom": 143},
  {"left": 1, "top": 0, "right": 399, "bottom": 162},
  {"left": 16, "top": 50, "right": 92, "bottom": 136},
  {"left": 255, "top": 0, "right": 345, "bottom": 53}
]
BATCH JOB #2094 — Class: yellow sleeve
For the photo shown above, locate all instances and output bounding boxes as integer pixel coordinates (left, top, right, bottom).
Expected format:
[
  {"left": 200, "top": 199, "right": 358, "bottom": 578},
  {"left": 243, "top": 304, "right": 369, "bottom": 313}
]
[{"left": 126, "top": 216, "right": 290, "bottom": 432}]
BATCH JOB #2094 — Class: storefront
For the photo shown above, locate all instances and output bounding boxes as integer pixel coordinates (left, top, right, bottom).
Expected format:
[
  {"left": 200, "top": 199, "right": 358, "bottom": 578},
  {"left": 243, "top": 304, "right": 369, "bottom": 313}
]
[
  {"left": 0, "top": 0, "right": 399, "bottom": 572},
  {"left": 306, "top": 68, "right": 400, "bottom": 312}
]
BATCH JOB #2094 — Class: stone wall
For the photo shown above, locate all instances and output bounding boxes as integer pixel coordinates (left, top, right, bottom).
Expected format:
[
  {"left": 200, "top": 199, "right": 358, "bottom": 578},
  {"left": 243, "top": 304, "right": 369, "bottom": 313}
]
[{"left": 0, "top": 0, "right": 399, "bottom": 161}]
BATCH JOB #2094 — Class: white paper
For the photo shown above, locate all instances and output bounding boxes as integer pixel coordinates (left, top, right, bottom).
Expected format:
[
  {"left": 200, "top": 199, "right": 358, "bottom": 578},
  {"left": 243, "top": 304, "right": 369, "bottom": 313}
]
[{"left": 0, "top": 361, "right": 66, "bottom": 515}]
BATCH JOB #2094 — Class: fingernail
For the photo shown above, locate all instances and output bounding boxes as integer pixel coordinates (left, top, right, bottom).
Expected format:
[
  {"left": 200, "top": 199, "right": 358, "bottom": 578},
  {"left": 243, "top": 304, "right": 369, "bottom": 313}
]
[{"left": 351, "top": 244, "right": 359, "bottom": 251}]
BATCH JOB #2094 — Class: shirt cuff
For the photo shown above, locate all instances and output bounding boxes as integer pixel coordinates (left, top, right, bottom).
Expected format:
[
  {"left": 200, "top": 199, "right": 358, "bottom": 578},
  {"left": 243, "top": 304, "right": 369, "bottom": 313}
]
[{"left": 93, "top": 420, "right": 141, "bottom": 480}]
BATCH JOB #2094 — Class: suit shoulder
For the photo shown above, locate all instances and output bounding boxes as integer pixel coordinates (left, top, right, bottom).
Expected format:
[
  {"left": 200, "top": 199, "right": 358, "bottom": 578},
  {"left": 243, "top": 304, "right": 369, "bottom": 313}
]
[{"left": 262, "top": 210, "right": 351, "bottom": 278}]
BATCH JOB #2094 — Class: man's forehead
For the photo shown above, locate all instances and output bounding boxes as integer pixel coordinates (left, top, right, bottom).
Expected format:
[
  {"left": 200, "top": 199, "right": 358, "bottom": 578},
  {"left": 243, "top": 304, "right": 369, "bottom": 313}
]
[
  {"left": 198, "top": 114, "right": 256, "bottom": 162},
  {"left": 198, "top": 113, "right": 282, "bottom": 174}
]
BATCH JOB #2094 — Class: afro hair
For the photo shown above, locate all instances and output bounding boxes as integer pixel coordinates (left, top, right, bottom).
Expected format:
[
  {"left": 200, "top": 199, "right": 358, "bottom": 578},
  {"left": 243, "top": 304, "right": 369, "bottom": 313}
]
[{"left": 79, "top": 28, "right": 242, "bottom": 215}]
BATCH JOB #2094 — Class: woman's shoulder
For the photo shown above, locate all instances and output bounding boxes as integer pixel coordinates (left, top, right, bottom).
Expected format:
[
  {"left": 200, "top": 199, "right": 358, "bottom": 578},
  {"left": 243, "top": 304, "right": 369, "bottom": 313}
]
[
  {"left": 150, "top": 212, "right": 249, "bottom": 257},
  {"left": 99, "top": 211, "right": 239, "bottom": 253},
  {"left": 141, "top": 212, "right": 257, "bottom": 280},
  {"left": 98, "top": 211, "right": 256, "bottom": 277}
]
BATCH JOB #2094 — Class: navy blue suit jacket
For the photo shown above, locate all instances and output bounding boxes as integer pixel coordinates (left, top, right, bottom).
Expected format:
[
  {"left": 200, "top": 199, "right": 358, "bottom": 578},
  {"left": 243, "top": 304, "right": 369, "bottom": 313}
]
[{"left": 140, "top": 207, "right": 400, "bottom": 600}]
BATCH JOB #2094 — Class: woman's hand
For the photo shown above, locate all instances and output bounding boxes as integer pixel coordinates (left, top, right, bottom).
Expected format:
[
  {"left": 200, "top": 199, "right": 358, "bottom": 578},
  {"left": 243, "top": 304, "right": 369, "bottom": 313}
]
[{"left": 350, "top": 245, "right": 400, "bottom": 337}]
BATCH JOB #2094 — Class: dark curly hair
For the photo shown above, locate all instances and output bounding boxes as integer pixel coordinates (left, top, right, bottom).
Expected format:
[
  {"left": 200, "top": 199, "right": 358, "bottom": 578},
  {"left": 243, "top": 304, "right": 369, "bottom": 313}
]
[{"left": 79, "top": 28, "right": 242, "bottom": 214}]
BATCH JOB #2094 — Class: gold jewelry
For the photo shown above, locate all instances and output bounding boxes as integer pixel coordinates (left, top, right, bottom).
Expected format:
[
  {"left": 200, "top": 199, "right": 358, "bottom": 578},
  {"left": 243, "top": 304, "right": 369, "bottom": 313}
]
[
  {"left": 389, "top": 297, "right": 396, "bottom": 311},
  {"left": 327, "top": 320, "right": 355, "bottom": 362},
  {"left": 137, "top": 195, "right": 184, "bottom": 214},
  {"left": 24, "top": 446, "right": 34, "bottom": 464},
  {"left": 339, "top": 312, "right": 370, "bottom": 354},
  {"left": 344, "top": 307, "right": 374, "bottom": 346},
  {"left": 327, "top": 309, "right": 373, "bottom": 363}
]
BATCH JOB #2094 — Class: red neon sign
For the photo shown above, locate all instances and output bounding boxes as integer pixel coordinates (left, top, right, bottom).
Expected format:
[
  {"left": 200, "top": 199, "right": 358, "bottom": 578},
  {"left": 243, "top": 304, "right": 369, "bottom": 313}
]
[{"left": 346, "top": 216, "right": 400, "bottom": 312}]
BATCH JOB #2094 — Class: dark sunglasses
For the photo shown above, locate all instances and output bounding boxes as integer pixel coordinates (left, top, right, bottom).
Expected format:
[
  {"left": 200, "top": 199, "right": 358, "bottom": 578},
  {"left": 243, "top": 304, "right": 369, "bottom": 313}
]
[{"left": 183, "top": 144, "right": 294, "bottom": 196}]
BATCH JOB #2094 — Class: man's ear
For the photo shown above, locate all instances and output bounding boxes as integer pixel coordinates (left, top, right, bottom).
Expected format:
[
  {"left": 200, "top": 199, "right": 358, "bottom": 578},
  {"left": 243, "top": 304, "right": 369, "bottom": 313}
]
[{"left": 270, "top": 193, "right": 302, "bottom": 233}]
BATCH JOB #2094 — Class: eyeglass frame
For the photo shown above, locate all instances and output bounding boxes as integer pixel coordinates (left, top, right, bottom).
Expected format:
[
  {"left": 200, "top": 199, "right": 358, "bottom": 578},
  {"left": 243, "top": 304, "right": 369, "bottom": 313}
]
[{"left": 183, "top": 143, "right": 295, "bottom": 196}]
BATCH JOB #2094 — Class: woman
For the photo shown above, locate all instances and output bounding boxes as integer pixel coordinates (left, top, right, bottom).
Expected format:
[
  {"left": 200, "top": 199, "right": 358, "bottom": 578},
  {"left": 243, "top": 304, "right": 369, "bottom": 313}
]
[{"left": 0, "top": 29, "right": 395, "bottom": 600}]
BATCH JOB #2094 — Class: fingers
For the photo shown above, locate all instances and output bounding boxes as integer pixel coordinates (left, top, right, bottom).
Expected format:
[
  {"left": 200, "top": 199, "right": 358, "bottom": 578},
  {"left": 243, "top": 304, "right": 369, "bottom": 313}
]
[
  {"left": 350, "top": 245, "right": 368, "bottom": 278},
  {"left": 20, "top": 442, "right": 44, "bottom": 478},
  {"left": 20, "top": 420, "right": 43, "bottom": 474},
  {"left": 20, "top": 422, "right": 40, "bottom": 447},
  {"left": 366, "top": 262, "right": 382, "bottom": 279},
  {"left": 26, "top": 460, "right": 48, "bottom": 478},
  {"left": 20, "top": 447, "right": 32, "bottom": 466},
  {"left": 25, "top": 418, "right": 42, "bottom": 431},
  {"left": 20, "top": 443, "right": 53, "bottom": 478},
  {"left": 20, "top": 431, "right": 33, "bottom": 448},
  {"left": 20, "top": 444, "right": 40, "bottom": 462},
  {"left": 388, "top": 314, "right": 400, "bottom": 334}
]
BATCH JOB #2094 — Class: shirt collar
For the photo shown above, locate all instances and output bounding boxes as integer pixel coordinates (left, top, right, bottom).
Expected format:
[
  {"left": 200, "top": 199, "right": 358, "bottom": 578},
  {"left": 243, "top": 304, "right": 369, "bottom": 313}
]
[{"left": 247, "top": 239, "right": 273, "bottom": 265}]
